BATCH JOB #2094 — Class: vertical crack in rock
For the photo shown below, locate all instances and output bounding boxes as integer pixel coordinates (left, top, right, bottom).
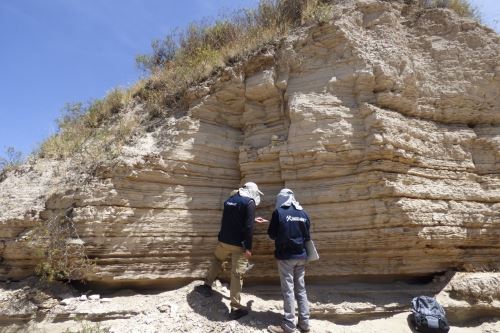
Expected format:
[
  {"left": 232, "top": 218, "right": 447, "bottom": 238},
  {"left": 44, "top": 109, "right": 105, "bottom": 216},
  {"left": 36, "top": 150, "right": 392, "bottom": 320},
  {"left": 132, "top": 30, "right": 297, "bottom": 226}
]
[{"left": 0, "top": 1, "right": 499, "bottom": 285}]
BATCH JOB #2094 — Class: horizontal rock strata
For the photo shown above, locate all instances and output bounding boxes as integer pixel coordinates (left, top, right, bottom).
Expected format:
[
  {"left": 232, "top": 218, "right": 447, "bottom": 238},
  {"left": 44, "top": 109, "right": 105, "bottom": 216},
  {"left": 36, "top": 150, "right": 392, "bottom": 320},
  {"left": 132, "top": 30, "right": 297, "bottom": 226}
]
[
  {"left": 0, "top": 0, "right": 499, "bottom": 285},
  {"left": 1, "top": 273, "right": 499, "bottom": 331}
]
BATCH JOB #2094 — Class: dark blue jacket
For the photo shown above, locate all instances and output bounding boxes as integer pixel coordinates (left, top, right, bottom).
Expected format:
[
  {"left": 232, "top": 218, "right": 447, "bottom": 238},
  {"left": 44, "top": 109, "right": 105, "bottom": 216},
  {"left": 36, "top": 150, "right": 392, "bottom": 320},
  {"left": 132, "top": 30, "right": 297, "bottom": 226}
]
[
  {"left": 267, "top": 206, "right": 311, "bottom": 260},
  {"left": 218, "top": 194, "right": 256, "bottom": 250}
]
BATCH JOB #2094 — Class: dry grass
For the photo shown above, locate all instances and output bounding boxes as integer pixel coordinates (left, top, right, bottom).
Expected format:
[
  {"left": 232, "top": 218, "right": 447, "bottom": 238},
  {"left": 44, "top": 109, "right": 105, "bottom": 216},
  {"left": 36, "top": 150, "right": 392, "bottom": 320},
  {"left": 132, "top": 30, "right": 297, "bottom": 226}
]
[
  {"left": 38, "top": 88, "right": 134, "bottom": 161},
  {"left": 416, "top": 0, "right": 481, "bottom": 20},
  {"left": 36, "top": 0, "right": 480, "bottom": 161},
  {"left": 135, "top": 0, "right": 480, "bottom": 118},
  {"left": 0, "top": 146, "right": 24, "bottom": 173},
  {"left": 135, "top": 0, "right": 331, "bottom": 118},
  {"left": 446, "top": 0, "right": 480, "bottom": 19}
]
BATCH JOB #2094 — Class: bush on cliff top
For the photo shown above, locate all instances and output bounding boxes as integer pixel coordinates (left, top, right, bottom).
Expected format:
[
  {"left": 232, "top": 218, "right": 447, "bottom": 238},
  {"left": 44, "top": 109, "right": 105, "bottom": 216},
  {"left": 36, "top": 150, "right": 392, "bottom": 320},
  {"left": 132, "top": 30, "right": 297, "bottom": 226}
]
[
  {"left": 135, "top": 0, "right": 323, "bottom": 117},
  {"left": 38, "top": 0, "right": 323, "bottom": 159},
  {"left": 0, "top": 146, "right": 24, "bottom": 174},
  {"left": 37, "top": 0, "right": 480, "bottom": 160},
  {"left": 416, "top": 0, "right": 480, "bottom": 20},
  {"left": 136, "top": 0, "right": 480, "bottom": 117},
  {"left": 38, "top": 88, "right": 135, "bottom": 161}
]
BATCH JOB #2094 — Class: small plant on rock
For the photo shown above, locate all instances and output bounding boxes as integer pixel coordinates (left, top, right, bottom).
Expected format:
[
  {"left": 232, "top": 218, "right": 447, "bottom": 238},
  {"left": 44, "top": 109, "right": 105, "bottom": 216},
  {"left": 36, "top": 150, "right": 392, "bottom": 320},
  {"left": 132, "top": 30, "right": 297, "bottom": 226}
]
[
  {"left": 416, "top": 0, "right": 481, "bottom": 20},
  {"left": 0, "top": 146, "right": 24, "bottom": 173},
  {"left": 30, "top": 206, "right": 95, "bottom": 282}
]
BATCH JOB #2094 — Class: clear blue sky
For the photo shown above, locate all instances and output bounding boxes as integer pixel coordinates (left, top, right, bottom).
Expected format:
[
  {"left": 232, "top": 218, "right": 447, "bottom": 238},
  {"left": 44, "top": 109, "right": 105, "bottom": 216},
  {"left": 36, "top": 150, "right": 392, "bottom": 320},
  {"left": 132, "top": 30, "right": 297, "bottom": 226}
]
[
  {"left": 0, "top": 0, "right": 259, "bottom": 159},
  {"left": 0, "top": 0, "right": 498, "bottom": 160}
]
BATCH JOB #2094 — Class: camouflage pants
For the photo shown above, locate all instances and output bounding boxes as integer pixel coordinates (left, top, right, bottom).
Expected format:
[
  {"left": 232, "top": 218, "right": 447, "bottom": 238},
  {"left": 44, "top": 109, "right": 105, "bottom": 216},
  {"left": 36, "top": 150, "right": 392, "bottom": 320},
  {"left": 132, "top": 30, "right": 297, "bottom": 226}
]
[{"left": 205, "top": 242, "right": 249, "bottom": 310}]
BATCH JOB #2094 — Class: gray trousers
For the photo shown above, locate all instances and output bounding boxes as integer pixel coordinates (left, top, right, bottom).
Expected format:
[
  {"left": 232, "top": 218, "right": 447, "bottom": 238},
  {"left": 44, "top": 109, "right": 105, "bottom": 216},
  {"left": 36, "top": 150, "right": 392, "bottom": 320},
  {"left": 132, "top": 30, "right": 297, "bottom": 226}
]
[{"left": 277, "top": 259, "right": 310, "bottom": 332}]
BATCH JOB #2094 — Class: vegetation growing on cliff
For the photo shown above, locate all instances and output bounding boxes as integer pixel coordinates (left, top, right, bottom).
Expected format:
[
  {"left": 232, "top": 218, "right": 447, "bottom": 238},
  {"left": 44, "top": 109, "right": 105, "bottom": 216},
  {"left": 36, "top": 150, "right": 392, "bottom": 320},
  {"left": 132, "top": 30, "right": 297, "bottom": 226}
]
[
  {"left": 27, "top": 205, "right": 95, "bottom": 282},
  {"left": 37, "top": 0, "right": 327, "bottom": 159},
  {"left": 0, "top": 147, "right": 24, "bottom": 174},
  {"left": 418, "top": 0, "right": 480, "bottom": 20},
  {"left": 1, "top": 0, "right": 487, "bottom": 285},
  {"left": 135, "top": 0, "right": 480, "bottom": 118},
  {"left": 134, "top": 0, "right": 325, "bottom": 117},
  {"left": 34, "top": 0, "right": 480, "bottom": 162},
  {"left": 38, "top": 88, "right": 136, "bottom": 162}
]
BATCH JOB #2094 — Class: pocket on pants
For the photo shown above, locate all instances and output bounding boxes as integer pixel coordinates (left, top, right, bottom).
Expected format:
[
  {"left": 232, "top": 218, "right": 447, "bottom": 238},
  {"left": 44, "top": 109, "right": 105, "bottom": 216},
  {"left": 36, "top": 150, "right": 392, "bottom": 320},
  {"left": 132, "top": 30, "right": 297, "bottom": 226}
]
[{"left": 214, "top": 243, "right": 229, "bottom": 261}]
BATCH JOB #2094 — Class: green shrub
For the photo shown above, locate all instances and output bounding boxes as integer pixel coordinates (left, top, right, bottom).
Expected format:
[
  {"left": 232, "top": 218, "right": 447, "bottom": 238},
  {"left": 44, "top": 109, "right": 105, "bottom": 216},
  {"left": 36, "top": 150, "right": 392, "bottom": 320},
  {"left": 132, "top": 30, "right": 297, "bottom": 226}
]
[
  {"left": 134, "top": 0, "right": 327, "bottom": 118},
  {"left": 136, "top": 36, "right": 177, "bottom": 75}
]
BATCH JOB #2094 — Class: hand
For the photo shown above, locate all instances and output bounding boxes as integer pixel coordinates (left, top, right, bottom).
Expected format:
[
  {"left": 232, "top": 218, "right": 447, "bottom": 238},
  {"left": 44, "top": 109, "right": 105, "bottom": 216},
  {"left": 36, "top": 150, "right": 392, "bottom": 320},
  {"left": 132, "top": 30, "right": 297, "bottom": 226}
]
[
  {"left": 255, "top": 217, "right": 269, "bottom": 224},
  {"left": 244, "top": 250, "right": 252, "bottom": 258}
]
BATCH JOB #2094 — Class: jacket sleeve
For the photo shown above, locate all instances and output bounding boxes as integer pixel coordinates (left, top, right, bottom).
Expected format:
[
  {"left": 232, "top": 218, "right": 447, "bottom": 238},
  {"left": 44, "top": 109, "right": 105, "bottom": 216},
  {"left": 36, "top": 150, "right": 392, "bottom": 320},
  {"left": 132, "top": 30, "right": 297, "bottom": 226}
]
[
  {"left": 267, "top": 210, "right": 279, "bottom": 240},
  {"left": 303, "top": 213, "right": 311, "bottom": 242},
  {"left": 243, "top": 200, "right": 256, "bottom": 250}
]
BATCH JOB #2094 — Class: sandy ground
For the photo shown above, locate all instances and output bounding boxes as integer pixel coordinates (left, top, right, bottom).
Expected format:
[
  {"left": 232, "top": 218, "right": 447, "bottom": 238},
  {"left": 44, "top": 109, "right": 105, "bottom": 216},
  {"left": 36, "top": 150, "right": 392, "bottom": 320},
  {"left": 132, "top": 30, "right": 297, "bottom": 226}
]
[{"left": 1, "top": 279, "right": 498, "bottom": 333}]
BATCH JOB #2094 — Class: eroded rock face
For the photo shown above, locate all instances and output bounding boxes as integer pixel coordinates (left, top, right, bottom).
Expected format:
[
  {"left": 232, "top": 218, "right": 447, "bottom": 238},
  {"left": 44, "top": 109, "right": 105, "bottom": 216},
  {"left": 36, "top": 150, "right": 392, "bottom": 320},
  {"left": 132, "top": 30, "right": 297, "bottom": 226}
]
[
  {"left": 1, "top": 1, "right": 499, "bottom": 285},
  {"left": 1, "top": 273, "right": 499, "bottom": 331},
  {"left": 437, "top": 272, "right": 500, "bottom": 324}
]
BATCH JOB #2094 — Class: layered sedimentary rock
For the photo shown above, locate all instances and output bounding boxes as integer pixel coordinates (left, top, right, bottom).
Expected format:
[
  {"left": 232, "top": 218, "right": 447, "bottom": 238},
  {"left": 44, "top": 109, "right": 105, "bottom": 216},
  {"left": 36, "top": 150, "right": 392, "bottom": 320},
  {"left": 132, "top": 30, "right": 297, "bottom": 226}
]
[
  {"left": 1, "top": 0, "right": 499, "bottom": 285},
  {"left": 1, "top": 273, "right": 499, "bottom": 331}
]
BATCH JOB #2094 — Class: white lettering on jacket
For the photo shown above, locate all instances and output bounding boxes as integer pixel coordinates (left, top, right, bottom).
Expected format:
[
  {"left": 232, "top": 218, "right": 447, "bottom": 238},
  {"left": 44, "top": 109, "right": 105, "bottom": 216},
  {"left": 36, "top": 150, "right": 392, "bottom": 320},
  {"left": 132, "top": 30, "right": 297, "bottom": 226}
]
[
  {"left": 286, "top": 215, "right": 306, "bottom": 222},
  {"left": 226, "top": 202, "right": 237, "bottom": 206}
]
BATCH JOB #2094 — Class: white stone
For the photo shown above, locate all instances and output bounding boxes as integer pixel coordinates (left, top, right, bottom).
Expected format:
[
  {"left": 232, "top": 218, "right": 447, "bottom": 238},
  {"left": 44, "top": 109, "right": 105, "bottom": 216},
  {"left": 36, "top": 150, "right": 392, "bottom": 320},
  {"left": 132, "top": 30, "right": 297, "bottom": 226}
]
[{"left": 60, "top": 299, "right": 72, "bottom": 306}]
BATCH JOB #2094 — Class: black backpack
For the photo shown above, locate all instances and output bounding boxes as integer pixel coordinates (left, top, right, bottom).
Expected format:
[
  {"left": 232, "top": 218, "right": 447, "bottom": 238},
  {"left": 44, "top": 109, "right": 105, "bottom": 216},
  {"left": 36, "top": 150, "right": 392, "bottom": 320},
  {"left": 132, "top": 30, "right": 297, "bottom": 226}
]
[{"left": 410, "top": 296, "right": 450, "bottom": 333}]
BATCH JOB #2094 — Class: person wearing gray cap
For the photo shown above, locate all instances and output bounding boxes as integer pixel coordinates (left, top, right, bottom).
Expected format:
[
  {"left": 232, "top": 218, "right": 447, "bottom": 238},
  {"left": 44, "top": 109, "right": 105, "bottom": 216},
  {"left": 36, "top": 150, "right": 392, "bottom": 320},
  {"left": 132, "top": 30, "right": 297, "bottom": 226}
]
[
  {"left": 195, "top": 182, "right": 267, "bottom": 320},
  {"left": 267, "top": 189, "right": 311, "bottom": 333}
]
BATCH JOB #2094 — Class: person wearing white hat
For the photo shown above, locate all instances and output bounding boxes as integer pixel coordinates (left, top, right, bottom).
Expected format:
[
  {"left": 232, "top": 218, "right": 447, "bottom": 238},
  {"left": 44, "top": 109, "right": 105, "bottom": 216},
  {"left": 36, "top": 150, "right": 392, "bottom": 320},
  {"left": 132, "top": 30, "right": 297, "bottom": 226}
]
[{"left": 195, "top": 182, "right": 267, "bottom": 320}]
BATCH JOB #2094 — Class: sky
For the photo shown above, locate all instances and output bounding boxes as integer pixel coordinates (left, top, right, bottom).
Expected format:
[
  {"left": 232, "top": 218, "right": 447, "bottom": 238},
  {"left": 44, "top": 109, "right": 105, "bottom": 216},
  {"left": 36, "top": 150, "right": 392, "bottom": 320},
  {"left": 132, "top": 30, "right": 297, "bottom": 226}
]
[{"left": 0, "top": 0, "right": 498, "bottom": 160}]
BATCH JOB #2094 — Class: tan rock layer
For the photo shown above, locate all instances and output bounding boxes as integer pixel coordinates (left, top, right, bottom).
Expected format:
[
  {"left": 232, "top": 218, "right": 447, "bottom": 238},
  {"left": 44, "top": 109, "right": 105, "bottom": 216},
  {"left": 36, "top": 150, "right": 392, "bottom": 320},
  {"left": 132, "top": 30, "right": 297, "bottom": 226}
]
[{"left": 0, "top": 0, "right": 499, "bottom": 284}]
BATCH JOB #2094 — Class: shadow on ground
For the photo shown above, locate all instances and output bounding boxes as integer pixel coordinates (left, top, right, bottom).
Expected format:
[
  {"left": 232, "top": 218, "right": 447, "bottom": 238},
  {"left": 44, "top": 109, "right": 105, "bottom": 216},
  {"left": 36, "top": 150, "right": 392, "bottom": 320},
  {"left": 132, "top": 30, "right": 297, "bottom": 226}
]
[{"left": 186, "top": 287, "right": 281, "bottom": 331}]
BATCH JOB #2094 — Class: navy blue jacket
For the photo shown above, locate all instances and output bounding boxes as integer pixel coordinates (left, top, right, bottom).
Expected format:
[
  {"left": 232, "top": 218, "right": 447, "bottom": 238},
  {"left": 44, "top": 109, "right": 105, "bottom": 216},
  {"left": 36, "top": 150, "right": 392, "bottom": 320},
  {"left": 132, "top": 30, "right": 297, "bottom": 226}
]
[
  {"left": 267, "top": 206, "right": 311, "bottom": 260},
  {"left": 218, "top": 194, "right": 256, "bottom": 250}
]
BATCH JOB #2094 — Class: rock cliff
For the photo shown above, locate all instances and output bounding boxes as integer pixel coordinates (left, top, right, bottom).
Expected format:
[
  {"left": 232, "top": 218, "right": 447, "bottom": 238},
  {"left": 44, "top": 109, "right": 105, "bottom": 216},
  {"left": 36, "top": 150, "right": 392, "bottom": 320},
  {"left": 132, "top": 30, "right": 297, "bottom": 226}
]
[{"left": 1, "top": 0, "right": 499, "bottom": 287}]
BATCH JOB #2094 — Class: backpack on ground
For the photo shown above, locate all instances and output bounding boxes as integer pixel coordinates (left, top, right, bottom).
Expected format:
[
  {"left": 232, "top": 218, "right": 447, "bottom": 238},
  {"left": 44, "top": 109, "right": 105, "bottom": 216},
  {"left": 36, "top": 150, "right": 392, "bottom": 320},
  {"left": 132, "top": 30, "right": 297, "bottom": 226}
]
[{"left": 410, "top": 296, "right": 450, "bottom": 333}]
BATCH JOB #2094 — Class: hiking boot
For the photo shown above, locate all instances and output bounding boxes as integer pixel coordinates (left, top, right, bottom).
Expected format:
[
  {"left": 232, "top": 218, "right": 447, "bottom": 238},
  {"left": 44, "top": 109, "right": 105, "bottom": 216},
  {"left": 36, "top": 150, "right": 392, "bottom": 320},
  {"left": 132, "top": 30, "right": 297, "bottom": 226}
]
[
  {"left": 229, "top": 308, "right": 249, "bottom": 320},
  {"left": 298, "top": 326, "right": 310, "bottom": 333},
  {"left": 194, "top": 284, "right": 213, "bottom": 297},
  {"left": 267, "top": 324, "right": 295, "bottom": 333},
  {"left": 297, "top": 322, "right": 310, "bottom": 332}
]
